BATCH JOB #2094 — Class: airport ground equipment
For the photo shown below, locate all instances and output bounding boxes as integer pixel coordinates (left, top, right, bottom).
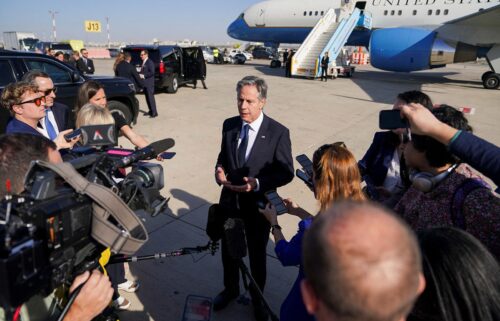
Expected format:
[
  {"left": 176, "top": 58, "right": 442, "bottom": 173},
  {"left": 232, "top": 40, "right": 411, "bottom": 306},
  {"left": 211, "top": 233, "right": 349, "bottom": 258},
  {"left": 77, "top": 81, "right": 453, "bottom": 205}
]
[{"left": 291, "top": 7, "right": 371, "bottom": 78}]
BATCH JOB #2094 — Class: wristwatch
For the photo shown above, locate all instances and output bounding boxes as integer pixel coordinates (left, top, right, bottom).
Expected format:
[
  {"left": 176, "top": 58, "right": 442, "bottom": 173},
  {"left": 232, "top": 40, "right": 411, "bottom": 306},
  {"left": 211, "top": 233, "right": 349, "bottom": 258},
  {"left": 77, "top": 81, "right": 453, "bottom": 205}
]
[{"left": 271, "top": 224, "right": 282, "bottom": 234}]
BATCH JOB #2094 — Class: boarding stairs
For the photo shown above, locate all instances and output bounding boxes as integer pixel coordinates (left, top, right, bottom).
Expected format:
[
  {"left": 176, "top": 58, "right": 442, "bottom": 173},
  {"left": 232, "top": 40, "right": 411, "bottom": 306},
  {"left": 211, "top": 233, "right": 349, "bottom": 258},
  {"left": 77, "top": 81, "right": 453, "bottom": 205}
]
[{"left": 291, "top": 7, "right": 372, "bottom": 78}]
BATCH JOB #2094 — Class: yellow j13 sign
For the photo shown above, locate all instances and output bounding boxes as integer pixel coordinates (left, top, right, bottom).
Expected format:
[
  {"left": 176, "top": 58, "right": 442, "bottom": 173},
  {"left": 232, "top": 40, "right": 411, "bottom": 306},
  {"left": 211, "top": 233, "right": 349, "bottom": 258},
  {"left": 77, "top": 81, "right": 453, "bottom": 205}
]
[{"left": 85, "top": 21, "right": 101, "bottom": 32}]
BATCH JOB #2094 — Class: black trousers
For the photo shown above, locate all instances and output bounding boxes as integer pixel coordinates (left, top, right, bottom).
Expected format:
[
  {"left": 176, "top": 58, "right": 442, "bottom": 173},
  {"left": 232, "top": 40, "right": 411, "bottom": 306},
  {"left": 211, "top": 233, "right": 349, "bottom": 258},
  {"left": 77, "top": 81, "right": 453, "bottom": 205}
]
[
  {"left": 107, "top": 263, "right": 127, "bottom": 300},
  {"left": 221, "top": 207, "right": 271, "bottom": 298},
  {"left": 144, "top": 85, "right": 158, "bottom": 115},
  {"left": 321, "top": 67, "right": 328, "bottom": 81}
]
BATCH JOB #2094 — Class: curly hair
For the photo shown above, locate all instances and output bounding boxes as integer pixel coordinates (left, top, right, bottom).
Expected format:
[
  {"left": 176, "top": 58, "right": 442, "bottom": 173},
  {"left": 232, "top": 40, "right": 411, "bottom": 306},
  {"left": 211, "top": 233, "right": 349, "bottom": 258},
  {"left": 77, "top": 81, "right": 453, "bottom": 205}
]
[{"left": 0, "top": 81, "right": 39, "bottom": 115}]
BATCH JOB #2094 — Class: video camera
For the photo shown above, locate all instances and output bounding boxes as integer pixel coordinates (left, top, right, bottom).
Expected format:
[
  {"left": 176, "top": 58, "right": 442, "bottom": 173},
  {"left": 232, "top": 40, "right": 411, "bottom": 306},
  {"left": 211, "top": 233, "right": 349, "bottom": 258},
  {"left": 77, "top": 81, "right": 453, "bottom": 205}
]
[{"left": 0, "top": 136, "right": 175, "bottom": 314}]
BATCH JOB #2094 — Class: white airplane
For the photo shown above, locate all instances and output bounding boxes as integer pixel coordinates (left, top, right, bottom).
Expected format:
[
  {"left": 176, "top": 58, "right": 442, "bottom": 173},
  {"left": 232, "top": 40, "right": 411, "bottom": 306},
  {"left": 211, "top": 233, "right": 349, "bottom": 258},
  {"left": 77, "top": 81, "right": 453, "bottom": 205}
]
[{"left": 227, "top": 0, "right": 500, "bottom": 89}]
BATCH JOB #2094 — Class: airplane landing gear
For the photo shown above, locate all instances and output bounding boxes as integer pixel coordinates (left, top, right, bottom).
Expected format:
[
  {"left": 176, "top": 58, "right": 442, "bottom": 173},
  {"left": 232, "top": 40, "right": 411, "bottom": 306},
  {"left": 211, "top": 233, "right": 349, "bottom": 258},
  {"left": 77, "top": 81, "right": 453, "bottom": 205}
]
[{"left": 482, "top": 72, "right": 500, "bottom": 89}]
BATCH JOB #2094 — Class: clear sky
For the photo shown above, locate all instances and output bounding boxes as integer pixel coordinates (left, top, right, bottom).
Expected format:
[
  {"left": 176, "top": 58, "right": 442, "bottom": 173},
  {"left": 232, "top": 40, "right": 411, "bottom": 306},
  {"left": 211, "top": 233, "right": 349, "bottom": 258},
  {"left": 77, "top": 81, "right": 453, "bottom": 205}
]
[{"left": 0, "top": 0, "right": 258, "bottom": 44}]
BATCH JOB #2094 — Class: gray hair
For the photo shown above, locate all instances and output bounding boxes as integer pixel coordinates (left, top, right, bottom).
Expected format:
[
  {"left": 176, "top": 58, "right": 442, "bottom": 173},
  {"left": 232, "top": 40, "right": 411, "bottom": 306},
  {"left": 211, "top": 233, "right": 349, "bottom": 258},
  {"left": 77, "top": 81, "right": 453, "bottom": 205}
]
[
  {"left": 236, "top": 76, "right": 268, "bottom": 100},
  {"left": 22, "top": 70, "right": 50, "bottom": 85}
]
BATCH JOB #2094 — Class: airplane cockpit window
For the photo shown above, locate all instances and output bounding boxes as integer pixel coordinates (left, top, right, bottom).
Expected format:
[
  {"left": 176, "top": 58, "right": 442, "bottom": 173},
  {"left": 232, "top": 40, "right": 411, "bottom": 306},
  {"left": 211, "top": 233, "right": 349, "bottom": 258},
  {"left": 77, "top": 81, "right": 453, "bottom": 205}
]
[{"left": 238, "top": 13, "right": 244, "bottom": 19}]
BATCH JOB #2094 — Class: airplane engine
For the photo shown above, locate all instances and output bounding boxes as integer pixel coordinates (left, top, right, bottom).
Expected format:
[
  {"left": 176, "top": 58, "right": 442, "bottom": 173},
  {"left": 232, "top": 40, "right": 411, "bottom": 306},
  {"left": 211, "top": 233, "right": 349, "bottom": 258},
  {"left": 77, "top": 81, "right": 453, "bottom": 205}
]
[{"left": 369, "top": 28, "right": 479, "bottom": 72}]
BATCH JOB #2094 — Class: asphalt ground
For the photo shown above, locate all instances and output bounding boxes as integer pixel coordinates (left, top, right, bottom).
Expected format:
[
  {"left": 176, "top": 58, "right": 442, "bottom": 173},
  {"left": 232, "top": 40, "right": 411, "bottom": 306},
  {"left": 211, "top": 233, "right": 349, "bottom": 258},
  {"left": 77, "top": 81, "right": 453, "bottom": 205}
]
[{"left": 93, "top": 58, "right": 499, "bottom": 321}]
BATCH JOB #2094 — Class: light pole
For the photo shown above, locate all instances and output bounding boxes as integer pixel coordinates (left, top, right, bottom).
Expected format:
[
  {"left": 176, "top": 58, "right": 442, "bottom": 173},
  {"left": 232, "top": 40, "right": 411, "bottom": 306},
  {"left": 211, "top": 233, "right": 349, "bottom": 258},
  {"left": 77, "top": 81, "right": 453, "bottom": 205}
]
[
  {"left": 48, "top": 10, "right": 59, "bottom": 42},
  {"left": 106, "top": 16, "right": 110, "bottom": 48}
]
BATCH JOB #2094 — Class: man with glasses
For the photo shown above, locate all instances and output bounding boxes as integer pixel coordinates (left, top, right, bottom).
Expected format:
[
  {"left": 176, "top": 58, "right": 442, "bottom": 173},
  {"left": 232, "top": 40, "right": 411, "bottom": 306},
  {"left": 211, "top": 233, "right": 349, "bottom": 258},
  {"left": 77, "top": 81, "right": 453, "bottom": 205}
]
[
  {"left": 1, "top": 81, "right": 77, "bottom": 150},
  {"left": 22, "top": 70, "right": 72, "bottom": 139},
  {"left": 139, "top": 50, "right": 158, "bottom": 118},
  {"left": 77, "top": 48, "right": 95, "bottom": 75}
]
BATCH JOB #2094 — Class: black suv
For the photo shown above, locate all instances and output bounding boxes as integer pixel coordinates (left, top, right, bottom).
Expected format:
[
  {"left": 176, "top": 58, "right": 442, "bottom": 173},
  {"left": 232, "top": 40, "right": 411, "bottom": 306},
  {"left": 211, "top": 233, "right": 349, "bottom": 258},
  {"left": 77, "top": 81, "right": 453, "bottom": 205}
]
[
  {"left": 122, "top": 45, "right": 206, "bottom": 93},
  {"left": 0, "top": 50, "right": 139, "bottom": 133}
]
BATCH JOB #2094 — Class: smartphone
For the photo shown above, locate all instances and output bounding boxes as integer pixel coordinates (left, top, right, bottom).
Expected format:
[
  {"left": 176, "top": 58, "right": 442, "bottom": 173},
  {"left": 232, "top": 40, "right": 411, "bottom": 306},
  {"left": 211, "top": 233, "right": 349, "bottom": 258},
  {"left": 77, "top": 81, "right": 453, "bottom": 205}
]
[
  {"left": 264, "top": 190, "right": 287, "bottom": 215},
  {"left": 379, "top": 110, "right": 408, "bottom": 130},
  {"left": 181, "top": 295, "right": 212, "bottom": 321},
  {"left": 296, "top": 169, "right": 313, "bottom": 189},
  {"left": 295, "top": 154, "right": 313, "bottom": 177},
  {"left": 64, "top": 128, "right": 82, "bottom": 141}
]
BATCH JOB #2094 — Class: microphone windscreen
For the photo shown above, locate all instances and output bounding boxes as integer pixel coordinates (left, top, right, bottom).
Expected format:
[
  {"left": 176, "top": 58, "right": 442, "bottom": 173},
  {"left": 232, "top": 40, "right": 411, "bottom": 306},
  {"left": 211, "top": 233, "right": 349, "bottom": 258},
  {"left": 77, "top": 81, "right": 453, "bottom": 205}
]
[
  {"left": 150, "top": 138, "right": 175, "bottom": 154},
  {"left": 206, "top": 204, "right": 225, "bottom": 242},
  {"left": 224, "top": 218, "right": 247, "bottom": 259}
]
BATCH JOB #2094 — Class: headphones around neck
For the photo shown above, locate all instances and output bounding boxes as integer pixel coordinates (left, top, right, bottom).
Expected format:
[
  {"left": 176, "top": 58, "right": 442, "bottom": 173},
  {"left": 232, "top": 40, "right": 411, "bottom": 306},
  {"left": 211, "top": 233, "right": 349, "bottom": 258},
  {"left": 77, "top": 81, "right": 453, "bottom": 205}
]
[{"left": 410, "top": 164, "right": 458, "bottom": 193}]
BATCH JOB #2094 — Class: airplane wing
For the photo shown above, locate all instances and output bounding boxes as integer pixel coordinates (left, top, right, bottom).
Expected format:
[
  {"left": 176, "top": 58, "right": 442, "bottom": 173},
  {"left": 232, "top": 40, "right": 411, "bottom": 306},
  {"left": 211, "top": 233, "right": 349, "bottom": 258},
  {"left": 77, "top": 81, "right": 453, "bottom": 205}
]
[
  {"left": 444, "top": 4, "right": 500, "bottom": 27},
  {"left": 436, "top": 5, "right": 500, "bottom": 45}
]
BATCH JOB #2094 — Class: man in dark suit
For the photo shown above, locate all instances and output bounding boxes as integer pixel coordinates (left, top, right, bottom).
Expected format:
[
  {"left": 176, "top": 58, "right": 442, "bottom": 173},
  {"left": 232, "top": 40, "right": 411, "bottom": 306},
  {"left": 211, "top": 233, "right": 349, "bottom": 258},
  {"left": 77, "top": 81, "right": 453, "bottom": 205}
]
[
  {"left": 320, "top": 52, "right": 329, "bottom": 82},
  {"left": 77, "top": 48, "right": 95, "bottom": 75},
  {"left": 22, "top": 70, "right": 72, "bottom": 137},
  {"left": 214, "top": 76, "right": 294, "bottom": 321},
  {"left": 140, "top": 50, "right": 158, "bottom": 118},
  {"left": 116, "top": 52, "right": 144, "bottom": 92}
]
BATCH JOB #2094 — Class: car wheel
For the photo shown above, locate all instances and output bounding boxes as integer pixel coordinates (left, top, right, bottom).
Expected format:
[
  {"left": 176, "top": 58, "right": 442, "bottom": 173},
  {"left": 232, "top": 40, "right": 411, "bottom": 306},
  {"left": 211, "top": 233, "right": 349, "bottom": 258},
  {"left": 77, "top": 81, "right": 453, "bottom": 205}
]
[
  {"left": 167, "top": 75, "right": 179, "bottom": 93},
  {"left": 481, "top": 71, "right": 494, "bottom": 81},
  {"left": 108, "top": 100, "right": 133, "bottom": 125},
  {"left": 483, "top": 73, "right": 499, "bottom": 89}
]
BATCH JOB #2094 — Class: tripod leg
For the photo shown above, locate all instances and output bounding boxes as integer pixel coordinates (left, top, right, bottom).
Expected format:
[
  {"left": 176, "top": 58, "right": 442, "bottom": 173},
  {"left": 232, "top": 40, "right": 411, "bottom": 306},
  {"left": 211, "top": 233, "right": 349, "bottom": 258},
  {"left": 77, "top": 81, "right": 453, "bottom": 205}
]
[{"left": 238, "top": 260, "right": 279, "bottom": 321}]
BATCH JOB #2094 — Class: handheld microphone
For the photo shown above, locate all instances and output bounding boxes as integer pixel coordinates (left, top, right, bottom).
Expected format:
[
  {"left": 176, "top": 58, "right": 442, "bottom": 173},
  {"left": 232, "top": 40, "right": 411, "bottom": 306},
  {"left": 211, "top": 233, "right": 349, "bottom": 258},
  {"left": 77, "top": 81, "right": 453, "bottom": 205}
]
[
  {"left": 224, "top": 218, "right": 247, "bottom": 259},
  {"left": 114, "top": 138, "right": 175, "bottom": 169},
  {"left": 206, "top": 204, "right": 226, "bottom": 242}
]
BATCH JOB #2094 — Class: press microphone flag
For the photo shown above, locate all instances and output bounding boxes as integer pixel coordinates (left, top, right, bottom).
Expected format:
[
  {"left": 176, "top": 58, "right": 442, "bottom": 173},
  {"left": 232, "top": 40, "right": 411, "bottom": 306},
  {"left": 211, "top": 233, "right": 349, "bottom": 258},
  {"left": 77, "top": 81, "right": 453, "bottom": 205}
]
[
  {"left": 206, "top": 204, "right": 226, "bottom": 242},
  {"left": 224, "top": 218, "right": 247, "bottom": 259},
  {"left": 114, "top": 138, "right": 175, "bottom": 169}
]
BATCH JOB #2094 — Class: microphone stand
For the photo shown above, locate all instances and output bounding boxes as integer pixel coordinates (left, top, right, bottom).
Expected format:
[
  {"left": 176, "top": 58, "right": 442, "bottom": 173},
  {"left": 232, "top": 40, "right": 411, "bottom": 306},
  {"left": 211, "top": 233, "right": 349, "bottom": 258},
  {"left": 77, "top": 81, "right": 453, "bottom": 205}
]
[{"left": 237, "top": 259, "right": 279, "bottom": 321}]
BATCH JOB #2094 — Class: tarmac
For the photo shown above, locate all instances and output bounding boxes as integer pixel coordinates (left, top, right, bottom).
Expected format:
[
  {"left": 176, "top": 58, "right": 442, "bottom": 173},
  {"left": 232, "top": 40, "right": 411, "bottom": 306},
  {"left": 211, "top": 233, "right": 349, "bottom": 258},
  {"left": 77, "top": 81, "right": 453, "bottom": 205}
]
[{"left": 94, "top": 58, "right": 499, "bottom": 321}]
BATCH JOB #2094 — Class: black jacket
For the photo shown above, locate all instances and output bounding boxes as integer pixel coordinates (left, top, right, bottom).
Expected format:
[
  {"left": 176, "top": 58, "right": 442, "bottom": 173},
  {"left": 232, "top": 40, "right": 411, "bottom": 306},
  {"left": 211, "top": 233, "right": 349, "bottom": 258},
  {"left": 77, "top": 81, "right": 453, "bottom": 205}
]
[
  {"left": 115, "top": 60, "right": 144, "bottom": 90},
  {"left": 77, "top": 57, "right": 95, "bottom": 75}
]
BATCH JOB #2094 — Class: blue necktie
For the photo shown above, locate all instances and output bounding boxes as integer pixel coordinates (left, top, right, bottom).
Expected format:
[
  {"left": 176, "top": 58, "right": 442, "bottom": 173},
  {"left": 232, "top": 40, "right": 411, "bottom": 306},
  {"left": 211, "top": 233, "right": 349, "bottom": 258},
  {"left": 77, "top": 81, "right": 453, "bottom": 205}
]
[
  {"left": 45, "top": 110, "right": 57, "bottom": 140},
  {"left": 238, "top": 124, "right": 250, "bottom": 167}
]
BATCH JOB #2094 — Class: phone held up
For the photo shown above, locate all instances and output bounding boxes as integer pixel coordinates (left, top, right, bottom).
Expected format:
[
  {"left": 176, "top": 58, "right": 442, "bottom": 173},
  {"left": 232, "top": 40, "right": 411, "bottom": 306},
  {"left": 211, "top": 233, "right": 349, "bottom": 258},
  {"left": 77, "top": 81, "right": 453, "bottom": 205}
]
[
  {"left": 263, "top": 190, "right": 288, "bottom": 215},
  {"left": 379, "top": 110, "right": 408, "bottom": 130}
]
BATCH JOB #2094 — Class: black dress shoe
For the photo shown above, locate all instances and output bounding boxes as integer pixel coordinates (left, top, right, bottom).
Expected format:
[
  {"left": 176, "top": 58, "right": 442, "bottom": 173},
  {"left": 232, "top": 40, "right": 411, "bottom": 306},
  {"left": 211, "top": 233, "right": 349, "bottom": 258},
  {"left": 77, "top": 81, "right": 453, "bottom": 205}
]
[
  {"left": 253, "top": 301, "right": 269, "bottom": 321},
  {"left": 149, "top": 113, "right": 158, "bottom": 118},
  {"left": 213, "top": 289, "right": 239, "bottom": 311},
  {"left": 144, "top": 111, "right": 151, "bottom": 116}
]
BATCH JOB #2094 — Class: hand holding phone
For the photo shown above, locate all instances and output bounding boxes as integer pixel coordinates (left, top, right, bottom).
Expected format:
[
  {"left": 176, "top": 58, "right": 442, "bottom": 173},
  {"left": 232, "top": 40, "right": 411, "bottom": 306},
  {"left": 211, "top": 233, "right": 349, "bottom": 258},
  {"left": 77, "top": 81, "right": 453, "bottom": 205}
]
[
  {"left": 296, "top": 154, "right": 313, "bottom": 177},
  {"left": 264, "top": 190, "right": 287, "bottom": 215},
  {"left": 296, "top": 169, "right": 314, "bottom": 189},
  {"left": 64, "top": 128, "right": 82, "bottom": 141}
]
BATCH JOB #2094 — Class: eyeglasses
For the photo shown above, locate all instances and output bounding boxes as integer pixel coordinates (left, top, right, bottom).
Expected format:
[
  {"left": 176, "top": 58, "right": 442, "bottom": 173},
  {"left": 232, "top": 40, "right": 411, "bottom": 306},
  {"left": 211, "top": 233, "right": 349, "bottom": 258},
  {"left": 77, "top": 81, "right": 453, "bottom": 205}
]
[
  {"left": 317, "top": 142, "right": 347, "bottom": 155},
  {"left": 41, "top": 87, "right": 57, "bottom": 96},
  {"left": 19, "top": 96, "right": 46, "bottom": 107}
]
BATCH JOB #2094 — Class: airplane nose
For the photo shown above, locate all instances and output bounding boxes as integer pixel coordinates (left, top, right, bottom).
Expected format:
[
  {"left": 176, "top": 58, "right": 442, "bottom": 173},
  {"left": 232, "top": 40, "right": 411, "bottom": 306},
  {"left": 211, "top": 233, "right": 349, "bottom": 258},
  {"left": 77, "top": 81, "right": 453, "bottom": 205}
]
[{"left": 227, "top": 17, "right": 244, "bottom": 40}]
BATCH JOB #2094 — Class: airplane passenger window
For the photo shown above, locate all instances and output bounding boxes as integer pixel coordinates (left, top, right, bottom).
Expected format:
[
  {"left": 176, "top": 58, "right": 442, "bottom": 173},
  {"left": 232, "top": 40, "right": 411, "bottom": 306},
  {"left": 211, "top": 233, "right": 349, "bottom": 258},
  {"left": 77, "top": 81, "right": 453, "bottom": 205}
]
[
  {"left": 315, "top": 11, "right": 318, "bottom": 16},
  {"left": 444, "top": 9, "right": 449, "bottom": 15},
  {"left": 428, "top": 9, "right": 432, "bottom": 15},
  {"left": 413, "top": 10, "right": 417, "bottom": 15},
  {"left": 384, "top": 10, "right": 388, "bottom": 15},
  {"left": 304, "top": 11, "right": 307, "bottom": 16},
  {"left": 398, "top": 10, "right": 402, "bottom": 15},
  {"left": 391, "top": 10, "right": 395, "bottom": 15},
  {"left": 309, "top": 11, "right": 312, "bottom": 16},
  {"left": 321, "top": 11, "right": 324, "bottom": 15},
  {"left": 436, "top": 9, "right": 440, "bottom": 15}
]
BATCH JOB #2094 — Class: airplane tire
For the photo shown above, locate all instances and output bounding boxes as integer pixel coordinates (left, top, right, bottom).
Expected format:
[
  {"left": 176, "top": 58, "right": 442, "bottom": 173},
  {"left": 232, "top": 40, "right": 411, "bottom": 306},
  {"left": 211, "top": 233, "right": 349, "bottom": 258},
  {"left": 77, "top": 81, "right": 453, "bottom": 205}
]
[
  {"left": 483, "top": 73, "right": 500, "bottom": 89},
  {"left": 482, "top": 71, "right": 494, "bottom": 81}
]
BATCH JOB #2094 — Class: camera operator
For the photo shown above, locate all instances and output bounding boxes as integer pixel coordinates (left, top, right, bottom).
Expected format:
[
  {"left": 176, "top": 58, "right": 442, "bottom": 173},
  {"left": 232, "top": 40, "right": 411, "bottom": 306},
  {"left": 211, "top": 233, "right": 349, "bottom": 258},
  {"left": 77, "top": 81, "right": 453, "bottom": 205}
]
[{"left": 0, "top": 133, "right": 113, "bottom": 321}]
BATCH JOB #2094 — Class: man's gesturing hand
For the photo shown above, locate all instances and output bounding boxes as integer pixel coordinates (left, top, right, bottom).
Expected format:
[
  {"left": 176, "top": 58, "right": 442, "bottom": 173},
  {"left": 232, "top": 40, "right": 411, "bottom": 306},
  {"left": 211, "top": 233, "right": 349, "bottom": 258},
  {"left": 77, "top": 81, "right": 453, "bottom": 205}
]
[
  {"left": 215, "top": 166, "right": 231, "bottom": 186},
  {"left": 228, "top": 176, "right": 257, "bottom": 192},
  {"left": 63, "top": 270, "right": 113, "bottom": 321}
]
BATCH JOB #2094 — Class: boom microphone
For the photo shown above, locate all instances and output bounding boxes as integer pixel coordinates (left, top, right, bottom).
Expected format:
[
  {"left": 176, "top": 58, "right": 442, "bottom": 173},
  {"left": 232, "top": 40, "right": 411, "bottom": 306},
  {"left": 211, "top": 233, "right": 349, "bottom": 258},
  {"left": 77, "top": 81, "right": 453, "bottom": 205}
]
[
  {"left": 206, "top": 204, "right": 226, "bottom": 242},
  {"left": 114, "top": 138, "right": 175, "bottom": 169},
  {"left": 224, "top": 218, "right": 247, "bottom": 259}
]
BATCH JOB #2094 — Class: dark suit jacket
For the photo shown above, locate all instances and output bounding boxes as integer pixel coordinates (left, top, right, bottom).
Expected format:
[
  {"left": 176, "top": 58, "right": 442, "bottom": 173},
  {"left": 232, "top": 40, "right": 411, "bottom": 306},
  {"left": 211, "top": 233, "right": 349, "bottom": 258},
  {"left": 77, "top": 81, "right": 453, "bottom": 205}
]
[
  {"left": 116, "top": 60, "right": 144, "bottom": 90},
  {"left": 140, "top": 59, "right": 155, "bottom": 88},
  {"left": 321, "top": 56, "right": 329, "bottom": 68},
  {"left": 216, "top": 115, "right": 294, "bottom": 211},
  {"left": 358, "top": 131, "right": 400, "bottom": 187},
  {"left": 6, "top": 118, "right": 44, "bottom": 136},
  {"left": 77, "top": 57, "right": 95, "bottom": 74},
  {"left": 51, "top": 102, "right": 71, "bottom": 132}
]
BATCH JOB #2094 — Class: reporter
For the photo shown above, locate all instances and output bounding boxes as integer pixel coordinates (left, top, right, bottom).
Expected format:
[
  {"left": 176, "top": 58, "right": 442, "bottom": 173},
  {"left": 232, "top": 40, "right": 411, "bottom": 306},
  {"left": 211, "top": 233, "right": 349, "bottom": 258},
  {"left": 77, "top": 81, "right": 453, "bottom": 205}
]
[
  {"left": 76, "top": 80, "right": 149, "bottom": 148},
  {"left": 401, "top": 102, "right": 500, "bottom": 190},
  {"left": 0, "top": 134, "right": 113, "bottom": 321},
  {"left": 259, "top": 142, "right": 365, "bottom": 321},
  {"left": 1, "top": 82, "right": 78, "bottom": 150},
  {"left": 409, "top": 227, "right": 500, "bottom": 321}
]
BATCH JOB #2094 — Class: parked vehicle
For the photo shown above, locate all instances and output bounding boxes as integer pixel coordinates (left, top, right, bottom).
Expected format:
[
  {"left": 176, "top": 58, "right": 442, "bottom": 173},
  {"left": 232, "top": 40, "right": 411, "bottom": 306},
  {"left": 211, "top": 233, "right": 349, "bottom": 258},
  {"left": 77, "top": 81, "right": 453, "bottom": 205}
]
[
  {"left": 252, "top": 47, "right": 275, "bottom": 59},
  {"left": 229, "top": 49, "right": 253, "bottom": 60},
  {"left": 122, "top": 45, "right": 206, "bottom": 93},
  {"left": 231, "top": 53, "right": 247, "bottom": 64},
  {"left": 0, "top": 50, "right": 139, "bottom": 133},
  {"left": 2, "top": 32, "right": 38, "bottom": 51},
  {"left": 34, "top": 42, "right": 74, "bottom": 55}
]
